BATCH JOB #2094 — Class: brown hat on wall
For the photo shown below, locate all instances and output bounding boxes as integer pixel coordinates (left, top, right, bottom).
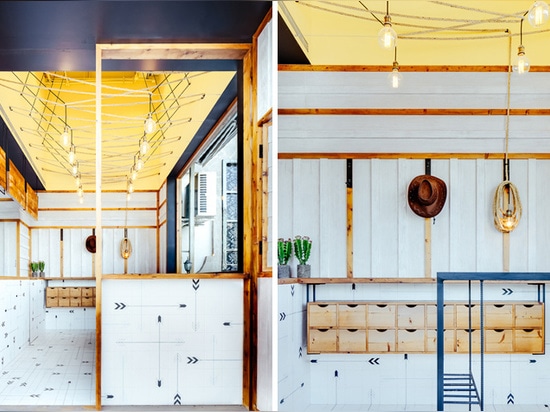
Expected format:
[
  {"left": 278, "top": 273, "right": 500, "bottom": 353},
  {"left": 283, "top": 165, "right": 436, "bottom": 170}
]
[
  {"left": 408, "top": 174, "right": 447, "bottom": 218},
  {"left": 85, "top": 235, "right": 96, "bottom": 254}
]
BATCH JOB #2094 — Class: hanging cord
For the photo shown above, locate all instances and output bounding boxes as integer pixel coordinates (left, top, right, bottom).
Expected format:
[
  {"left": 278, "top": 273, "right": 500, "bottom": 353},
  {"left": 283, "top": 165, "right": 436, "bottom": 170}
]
[{"left": 493, "top": 30, "right": 522, "bottom": 232}]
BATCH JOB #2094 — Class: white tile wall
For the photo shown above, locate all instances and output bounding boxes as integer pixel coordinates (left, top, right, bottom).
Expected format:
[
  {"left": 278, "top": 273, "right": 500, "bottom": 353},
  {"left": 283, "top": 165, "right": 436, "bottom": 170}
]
[{"left": 101, "top": 278, "right": 243, "bottom": 406}]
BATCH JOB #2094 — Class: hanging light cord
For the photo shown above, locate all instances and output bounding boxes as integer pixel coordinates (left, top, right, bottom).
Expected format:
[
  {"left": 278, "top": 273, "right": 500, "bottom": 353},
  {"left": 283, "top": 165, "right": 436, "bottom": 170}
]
[{"left": 493, "top": 31, "right": 522, "bottom": 233}]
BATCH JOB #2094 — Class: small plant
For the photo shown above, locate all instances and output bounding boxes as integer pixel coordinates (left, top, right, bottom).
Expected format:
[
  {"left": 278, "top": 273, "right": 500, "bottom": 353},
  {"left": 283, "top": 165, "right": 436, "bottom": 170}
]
[
  {"left": 278, "top": 238, "right": 292, "bottom": 265},
  {"left": 293, "top": 235, "right": 312, "bottom": 265},
  {"left": 30, "top": 262, "right": 38, "bottom": 272},
  {"left": 38, "top": 261, "right": 45, "bottom": 272}
]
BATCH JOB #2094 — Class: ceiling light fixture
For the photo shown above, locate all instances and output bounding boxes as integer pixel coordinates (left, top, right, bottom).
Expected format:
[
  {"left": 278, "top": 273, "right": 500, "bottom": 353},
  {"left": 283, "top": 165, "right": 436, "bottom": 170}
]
[
  {"left": 68, "top": 144, "right": 76, "bottom": 165},
  {"left": 513, "top": 18, "right": 530, "bottom": 74},
  {"left": 71, "top": 160, "right": 79, "bottom": 176},
  {"left": 144, "top": 94, "right": 157, "bottom": 134},
  {"left": 378, "top": 1, "right": 397, "bottom": 50},
  {"left": 528, "top": 1, "right": 549, "bottom": 27},
  {"left": 75, "top": 172, "right": 81, "bottom": 187},
  {"left": 388, "top": 47, "right": 403, "bottom": 88},
  {"left": 130, "top": 166, "right": 138, "bottom": 181},
  {"left": 139, "top": 134, "right": 150, "bottom": 155},
  {"left": 61, "top": 126, "right": 71, "bottom": 147},
  {"left": 134, "top": 153, "right": 144, "bottom": 171}
]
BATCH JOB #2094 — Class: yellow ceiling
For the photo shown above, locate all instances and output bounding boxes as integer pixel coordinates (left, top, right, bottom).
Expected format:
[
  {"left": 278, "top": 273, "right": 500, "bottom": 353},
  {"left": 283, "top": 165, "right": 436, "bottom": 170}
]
[
  {"left": 0, "top": 70, "right": 234, "bottom": 192},
  {"left": 280, "top": 1, "right": 550, "bottom": 66}
]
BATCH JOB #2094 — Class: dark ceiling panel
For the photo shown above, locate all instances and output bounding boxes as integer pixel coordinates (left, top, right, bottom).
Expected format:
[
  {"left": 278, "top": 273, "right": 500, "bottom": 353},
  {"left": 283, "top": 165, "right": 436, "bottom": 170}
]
[{"left": 278, "top": 13, "right": 309, "bottom": 65}]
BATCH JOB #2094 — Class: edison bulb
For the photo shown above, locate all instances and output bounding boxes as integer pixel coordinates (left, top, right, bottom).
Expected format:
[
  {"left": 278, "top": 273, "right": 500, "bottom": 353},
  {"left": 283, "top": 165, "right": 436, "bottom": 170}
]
[
  {"left": 513, "top": 46, "right": 530, "bottom": 74},
  {"left": 528, "top": 1, "right": 549, "bottom": 27},
  {"left": 144, "top": 113, "right": 157, "bottom": 134},
  {"left": 61, "top": 126, "right": 70, "bottom": 147},
  {"left": 388, "top": 68, "right": 403, "bottom": 89}
]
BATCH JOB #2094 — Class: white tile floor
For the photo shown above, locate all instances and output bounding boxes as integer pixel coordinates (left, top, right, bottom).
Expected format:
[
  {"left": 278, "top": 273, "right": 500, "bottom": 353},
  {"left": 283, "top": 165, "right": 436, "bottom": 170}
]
[
  {"left": 0, "top": 330, "right": 95, "bottom": 407},
  {"left": 304, "top": 404, "right": 550, "bottom": 411}
]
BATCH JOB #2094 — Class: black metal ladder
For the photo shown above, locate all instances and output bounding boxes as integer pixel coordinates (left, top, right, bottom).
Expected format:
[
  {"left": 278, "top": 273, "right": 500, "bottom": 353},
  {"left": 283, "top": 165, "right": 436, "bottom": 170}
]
[{"left": 443, "top": 373, "right": 481, "bottom": 408}]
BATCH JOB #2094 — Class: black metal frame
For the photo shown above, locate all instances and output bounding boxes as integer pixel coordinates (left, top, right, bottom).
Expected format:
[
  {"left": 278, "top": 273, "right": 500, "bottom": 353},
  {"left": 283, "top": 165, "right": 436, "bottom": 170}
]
[{"left": 437, "top": 272, "right": 550, "bottom": 411}]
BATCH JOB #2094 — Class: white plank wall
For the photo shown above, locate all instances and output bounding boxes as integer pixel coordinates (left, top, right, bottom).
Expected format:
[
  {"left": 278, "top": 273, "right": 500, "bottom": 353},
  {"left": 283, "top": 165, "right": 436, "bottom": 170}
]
[{"left": 280, "top": 158, "right": 550, "bottom": 278}]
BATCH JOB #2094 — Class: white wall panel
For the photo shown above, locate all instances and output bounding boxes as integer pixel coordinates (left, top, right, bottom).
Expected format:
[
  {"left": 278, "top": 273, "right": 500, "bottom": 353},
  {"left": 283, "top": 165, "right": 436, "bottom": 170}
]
[
  {"left": 319, "top": 159, "right": 346, "bottom": 277},
  {"left": 508, "top": 160, "right": 530, "bottom": 271},
  {"left": 257, "top": 18, "right": 272, "bottom": 120},
  {"left": 430, "top": 160, "right": 451, "bottom": 276},
  {"left": 352, "top": 160, "right": 371, "bottom": 277},
  {"left": 256, "top": 277, "right": 273, "bottom": 411},
  {"left": 535, "top": 161, "right": 550, "bottom": 271},
  {"left": 0, "top": 222, "right": 18, "bottom": 276},
  {"left": 278, "top": 160, "right": 294, "bottom": 242}
]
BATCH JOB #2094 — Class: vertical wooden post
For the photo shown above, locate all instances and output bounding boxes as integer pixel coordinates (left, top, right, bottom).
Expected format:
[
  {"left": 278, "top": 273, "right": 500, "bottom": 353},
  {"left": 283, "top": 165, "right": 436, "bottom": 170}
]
[{"left": 346, "top": 159, "right": 353, "bottom": 278}]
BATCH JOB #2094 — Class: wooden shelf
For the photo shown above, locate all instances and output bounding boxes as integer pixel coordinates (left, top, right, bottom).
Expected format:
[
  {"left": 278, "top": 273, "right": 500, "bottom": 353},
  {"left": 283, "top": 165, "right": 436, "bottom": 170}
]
[
  {"left": 279, "top": 277, "right": 436, "bottom": 285},
  {"left": 102, "top": 273, "right": 247, "bottom": 280}
]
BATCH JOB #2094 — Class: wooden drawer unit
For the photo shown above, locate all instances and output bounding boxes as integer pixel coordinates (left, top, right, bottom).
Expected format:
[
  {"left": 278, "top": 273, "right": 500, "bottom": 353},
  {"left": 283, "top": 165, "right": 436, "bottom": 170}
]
[
  {"left": 338, "top": 329, "right": 367, "bottom": 352},
  {"left": 485, "top": 304, "right": 513, "bottom": 329},
  {"left": 309, "top": 329, "right": 337, "bottom": 353},
  {"left": 485, "top": 329, "right": 513, "bottom": 353},
  {"left": 82, "top": 297, "right": 95, "bottom": 307},
  {"left": 308, "top": 303, "right": 337, "bottom": 328},
  {"left": 456, "top": 304, "right": 481, "bottom": 329},
  {"left": 397, "top": 304, "right": 425, "bottom": 329},
  {"left": 46, "top": 296, "right": 59, "bottom": 307},
  {"left": 426, "top": 304, "right": 455, "bottom": 329},
  {"left": 396, "top": 329, "right": 425, "bottom": 352},
  {"left": 515, "top": 303, "right": 544, "bottom": 328},
  {"left": 46, "top": 287, "right": 58, "bottom": 298},
  {"left": 367, "top": 304, "right": 396, "bottom": 329},
  {"left": 58, "top": 296, "right": 71, "bottom": 307},
  {"left": 426, "top": 329, "right": 455, "bottom": 353},
  {"left": 367, "top": 329, "right": 395, "bottom": 352},
  {"left": 69, "top": 296, "right": 82, "bottom": 307},
  {"left": 69, "top": 287, "right": 81, "bottom": 297},
  {"left": 338, "top": 303, "right": 366, "bottom": 329},
  {"left": 81, "top": 287, "right": 94, "bottom": 298},
  {"left": 514, "top": 329, "right": 544, "bottom": 353},
  {"left": 456, "top": 329, "right": 481, "bottom": 353},
  {"left": 58, "top": 287, "right": 71, "bottom": 298}
]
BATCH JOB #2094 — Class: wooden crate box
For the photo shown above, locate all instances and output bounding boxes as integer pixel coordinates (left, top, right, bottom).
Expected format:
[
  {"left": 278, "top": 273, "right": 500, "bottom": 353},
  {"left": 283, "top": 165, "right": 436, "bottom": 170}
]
[
  {"left": 514, "top": 329, "right": 544, "bottom": 354},
  {"left": 309, "top": 329, "right": 337, "bottom": 353},
  {"left": 82, "top": 297, "right": 95, "bottom": 307},
  {"left": 46, "top": 287, "right": 58, "bottom": 299},
  {"left": 46, "top": 296, "right": 59, "bottom": 307},
  {"left": 308, "top": 303, "right": 337, "bottom": 328},
  {"left": 338, "top": 304, "right": 366, "bottom": 329},
  {"left": 485, "top": 304, "right": 513, "bottom": 329},
  {"left": 367, "top": 304, "right": 396, "bottom": 329},
  {"left": 338, "top": 329, "right": 367, "bottom": 352},
  {"left": 426, "top": 329, "right": 455, "bottom": 353},
  {"left": 426, "top": 304, "right": 455, "bottom": 329},
  {"left": 396, "top": 329, "right": 425, "bottom": 352},
  {"left": 456, "top": 304, "right": 481, "bottom": 329},
  {"left": 58, "top": 287, "right": 71, "bottom": 298},
  {"left": 70, "top": 296, "right": 82, "bottom": 307},
  {"left": 69, "top": 287, "right": 81, "bottom": 298},
  {"left": 515, "top": 304, "right": 544, "bottom": 329},
  {"left": 456, "top": 329, "right": 481, "bottom": 353},
  {"left": 82, "top": 287, "right": 94, "bottom": 298},
  {"left": 485, "top": 329, "right": 513, "bottom": 353},
  {"left": 397, "top": 304, "right": 425, "bottom": 329},
  {"left": 367, "top": 329, "right": 395, "bottom": 352},
  {"left": 58, "top": 296, "right": 71, "bottom": 307}
]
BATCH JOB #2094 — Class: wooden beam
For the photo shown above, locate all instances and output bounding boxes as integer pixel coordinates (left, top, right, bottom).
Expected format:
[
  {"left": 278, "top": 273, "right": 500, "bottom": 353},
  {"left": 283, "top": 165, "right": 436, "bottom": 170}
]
[
  {"left": 346, "top": 187, "right": 353, "bottom": 279},
  {"left": 279, "top": 108, "right": 550, "bottom": 116},
  {"left": 100, "top": 43, "right": 250, "bottom": 60},
  {"left": 278, "top": 152, "right": 550, "bottom": 160},
  {"left": 278, "top": 64, "right": 550, "bottom": 72}
]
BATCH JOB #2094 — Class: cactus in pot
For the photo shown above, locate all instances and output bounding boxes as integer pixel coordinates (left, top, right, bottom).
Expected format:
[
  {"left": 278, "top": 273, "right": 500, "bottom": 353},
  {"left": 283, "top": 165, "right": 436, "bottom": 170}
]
[
  {"left": 277, "top": 238, "right": 292, "bottom": 278},
  {"left": 293, "top": 235, "right": 312, "bottom": 278}
]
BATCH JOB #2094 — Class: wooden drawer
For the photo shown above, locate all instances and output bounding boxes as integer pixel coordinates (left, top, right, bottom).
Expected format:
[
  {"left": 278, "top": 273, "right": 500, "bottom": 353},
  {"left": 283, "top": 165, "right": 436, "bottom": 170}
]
[
  {"left": 46, "top": 287, "right": 58, "bottom": 298},
  {"left": 485, "top": 329, "right": 513, "bottom": 353},
  {"left": 397, "top": 304, "right": 425, "bottom": 328},
  {"left": 308, "top": 303, "right": 337, "bottom": 328},
  {"left": 426, "top": 329, "right": 455, "bottom": 353},
  {"left": 367, "top": 329, "right": 395, "bottom": 352},
  {"left": 58, "top": 296, "right": 71, "bottom": 307},
  {"left": 485, "top": 304, "right": 513, "bottom": 329},
  {"left": 309, "top": 329, "right": 337, "bottom": 353},
  {"left": 69, "top": 287, "right": 81, "bottom": 298},
  {"left": 58, "top": 287, "right": 71, "bottom": 298},
  {"left": 515, "top": 303, "right": 544, "bottom": 328},
  {"left": 69, "top": 296, "right": 82, "bottom": 307},
  {"left": 367, "top": 304, "right": 395, "bottom": 328},
  {"left": 396, "top": 329, "right": 425, "bottom": 352},
  {"left": 46, "top": 296, "right": 59, "bottom": 307},
  {"left": 81, "top": 287, "right": 94, "bottom": 298},
  {"left": 426, "top": 304, "right": 455, "bottom": 329},
  {"left": 82, "top": 297, "right": 95, "bottom": 307},
  {"left": 456, "top": 329, "right": 481, "bottom": 353},
  {"left": 456, "top": 304, "right": 481, "bottom": 329},
  {"left": 338, "top": 304, "right": 366, "bottom": 329},
  {"left": 338, "top": 329, "right": 366, "bottom": 352},
  {"left": 514, "top": 328, "right": 544, "bottom": 354}
]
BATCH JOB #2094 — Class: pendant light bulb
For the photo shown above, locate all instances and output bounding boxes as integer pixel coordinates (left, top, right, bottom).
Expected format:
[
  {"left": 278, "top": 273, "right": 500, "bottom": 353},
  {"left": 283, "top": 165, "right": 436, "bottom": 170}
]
[
  {"left": 388, "top": 61, "right": 403, "bottom": 88},
  {"left": 528, "top": 1, "right": 549, "bottom": 27},
  {"left": 513, "top": 45, "right": 530, "bottom": 74},
  {"left": 79, "top": 194, "right": 84, "bottom": 204},
  {"left": 71, "top": 161, "right": 79, "bottom": 176},
  {"left": 139, "top": 135, "right": 150, "bottom": 155},
  {"left": 144, "top": 113, "right": 157, "bottom": 134},
  {"left": 61, "top": 126, "right": 71, "bottom": 147},
  {"left": 77, "top": 185, "right": 83, "bottom": 197},
  {"left": 130, "top": 166, "right": 138, "bottom": 181},
  {"left": 75, "top": 173, "right": 81, "bottom": 187},
  {"left": 127, "top": 180, "right": 134, "bottom": 194},
  {"left": 68, "top": 144, "right": 76, "bottom": 165},
  {"left": 135, "top": 154, "right": 144, "bottom": 171},
  {"left": 378, "top": 15, "right": 397, "bottom": 50}
]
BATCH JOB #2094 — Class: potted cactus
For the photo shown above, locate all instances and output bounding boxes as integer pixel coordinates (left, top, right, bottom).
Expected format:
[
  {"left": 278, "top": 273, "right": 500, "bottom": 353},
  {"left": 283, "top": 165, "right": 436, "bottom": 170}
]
[
  {"left": 30, "top": 261, "right": 39, "bottom": 277},
  {"left": 294, "top": 235, "right": 312, "bottom": 278},
  {"left": 277, "top": 238, "right": 292, "bottom": 278},
  {"left": 38, "top": 261, "right": 45, "bottom": 277}
]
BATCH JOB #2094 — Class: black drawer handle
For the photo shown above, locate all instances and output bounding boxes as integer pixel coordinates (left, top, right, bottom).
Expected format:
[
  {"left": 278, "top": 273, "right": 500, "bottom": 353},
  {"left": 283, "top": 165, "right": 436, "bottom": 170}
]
[
  {"left": 317, "top": 304, "right": 328, "bottom": 308},
  {"left": 494, "top": 329, "right": 504, "bottom": 333},
  {"left": 522, "top": 328, "right": 534, "bottom": 333},
  {"left": 376, "top": 304, "right": 387, "bottom": 308},
  {"left": 318, "top": 329, "right": 329, "bottom": 332},
  {"left": 347, "top": 329, "right": 358, "bottom": 332},
  {"left": 376, "top": 329, "right": 388, "bottom": 332},
  {"left": 494, "top": 304, "right": 504, "bottom": 308},
  {"left": 406, "top": 304, "right": 417, "bottom": 308},
  {"left": 405, "top": 329, "right": 417, "bottom": 333},
  {"left": 347, "top": 304, "right": 358, "bottom": 308},
  {"left": 523, "top": 304, "right": 534, "bottom": 308}
]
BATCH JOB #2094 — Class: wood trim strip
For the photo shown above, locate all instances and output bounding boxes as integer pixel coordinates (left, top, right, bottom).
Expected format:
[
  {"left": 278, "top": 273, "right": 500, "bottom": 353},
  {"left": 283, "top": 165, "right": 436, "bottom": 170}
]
[
  {"left": 279, "top": 277, "right": 437, "bottom": 284},
  {"left": 102, "top": 273, "right": 247, "bottom": 280},
  {"left": 100, "top": 43, "right": 251, "bottom": 60},
  {"left": 278, "top": 64, "right": 550, "bottom": 73},
  {"left": 279, "top": 153, "right": 550, "bottom": 160},
  {"left": 257, "top": 108, "right": 272, "bottom": 127},
  {"left": 38, "top": 207, "right": 157, "bottom": 212},
  {"left": 279, "top": 108, "right": 550, "bottom": 116},
  {"left": 346, "top": 186, "right": 353, "bottom": 279}
]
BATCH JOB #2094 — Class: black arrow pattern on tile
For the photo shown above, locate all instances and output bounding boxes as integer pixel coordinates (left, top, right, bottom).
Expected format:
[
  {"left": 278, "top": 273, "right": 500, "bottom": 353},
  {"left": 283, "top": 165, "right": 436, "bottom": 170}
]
[
  {"left": 174, "top": 394, "right": 181, "bottom": 405},
  {"left": 279, "top": 382, "right": 304, "bottom": 405},
  {"left": 44, "top": 388, "right": 53, "bottom": 391},
  {"left": 368, "top": 358, "right": 380, "bottom": 365},
  {"left": 106, "top": 395, "right": 114, "bottom": 399},
  {"left": 279, "top": 312, "right": 286, "bottom": 321},
  {"left": 290, "top": 285, "right": 295, "bottom": 296},
  {"left": 192, "top": 279, "right": 200, "bottom": 291},
  {"left": 507, "top": 393, "right": 514, "bottom": 404},
  {"left": 114, "top": 302, "right": 126, "bottom": 310},
  {"left": 187, "top": 356, "right": 199, "bottom": 364},
  {"left": 298, "top": 347, "right": 303, "bottom": 358},
  {"left": 502, "top": 288, "right": 513, "bottom": 296},
  {"left": 157, "top": 315, "right": 162, "bottom": 387},
  {"left": 115, "top": 302, "right": 186, "bottom": 310}
]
